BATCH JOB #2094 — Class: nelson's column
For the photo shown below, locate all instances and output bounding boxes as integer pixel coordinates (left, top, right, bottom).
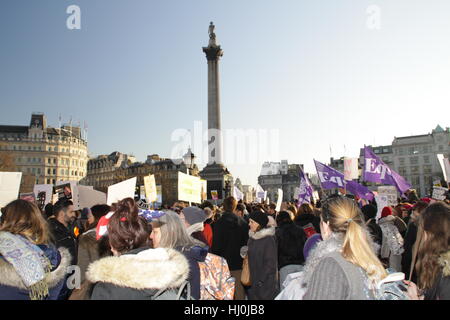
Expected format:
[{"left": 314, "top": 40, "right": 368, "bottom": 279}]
[{"left": 199, "top": 22, "right": 233, "bottom": 201}]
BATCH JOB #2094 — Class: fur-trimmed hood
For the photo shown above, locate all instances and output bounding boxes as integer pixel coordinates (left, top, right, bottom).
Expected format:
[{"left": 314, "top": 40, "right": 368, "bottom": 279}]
[
  {"left": 439, "top": 250, "right": 450, "bottom": 277},
  {"left": 86, "top": 248, "right": 189, "bottom": 290},
  {"left": 0, "top": 247, "right": 71, "bottom": 290},
  {"left": 249, "top": 226, "right": 276, "bottom": 240}
]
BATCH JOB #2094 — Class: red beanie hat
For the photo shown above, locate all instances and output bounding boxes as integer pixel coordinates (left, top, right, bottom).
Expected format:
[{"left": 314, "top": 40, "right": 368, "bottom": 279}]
[{"left": 381, "top": 206, "right": 393, "bottom": 218}]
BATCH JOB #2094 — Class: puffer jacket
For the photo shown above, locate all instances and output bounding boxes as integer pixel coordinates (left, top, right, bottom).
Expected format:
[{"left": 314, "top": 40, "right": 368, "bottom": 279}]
[
  {"left": 0, "top": 246, "right": 71, "bottom": 300},
  {"left": 87, "top": 247, "right": 190, "bottom": 300},
  {"left": 378, "top": 215, "right": 404, "bottom": 257}
]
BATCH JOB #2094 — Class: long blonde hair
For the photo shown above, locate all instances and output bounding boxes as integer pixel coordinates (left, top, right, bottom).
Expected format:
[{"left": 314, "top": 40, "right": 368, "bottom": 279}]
[{"left": 321, "top": 196, "right": 387, "bottom": 283}]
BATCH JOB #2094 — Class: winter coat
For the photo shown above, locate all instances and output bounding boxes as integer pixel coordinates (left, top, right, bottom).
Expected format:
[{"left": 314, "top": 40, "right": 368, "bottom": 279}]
[
  {"left": 424, "top": 251, "right": 450, "bottom": 300},
  {"left": 77, "top": 229, "right": 101, "bottom": 283},
  {"left": 275, "top": 222, "right": 307, "bottom": 269},
  {"left": 87, "top": 247, "right": 190, "bottom": 300},
  {"left": 211, "top": 212, "right": 249, "bottom": 271},
  {"left": 302, "top": 232, "right": 378, "bottom": 300},
  {"left": 0, "top": 246, "right": 71, "bottom": 300},
  {"left": 378, "top": 216, "right": 404, "bottom": 258},
  {"left": 176, "top": 245, "right": 208, "bottom": 300},
  {"left": 48, "top": 218, "right": 78, "bottom": 265},
  {"left": 366, "top": 218, "right": 383, "bottom": 249},
  {"left": 247, "top": 226, "right": 279, "bottom": 300},
  {"left": 294, "top": 214, "right": 321, "bottom": 235},
  {"left": 401, "top": 221, "right": 418, "bottom": 279}
]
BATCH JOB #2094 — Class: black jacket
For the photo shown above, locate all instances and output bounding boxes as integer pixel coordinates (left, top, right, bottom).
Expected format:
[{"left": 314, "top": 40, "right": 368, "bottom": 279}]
[
  {"left": 275, "top": 222, "right": 307, "bottom": 269},
  {"left": 294, "top": 214, "right": 321, "bottom": 235},
  {"left": 247, "top": 227, "right": 279, "bottom": 300},
  {"left": 402, "top": 221, "right": 418, "bottom": 279},
  {"left": 88, "top": 247, "right": 190, "bottom": 300},
  {"left": 211, "top": 212, "right": 249, "bottom": 271},
  {"left": 47, "top": 218, "right": 78, "bottom": 265},
  {"left": 366, "top": 219, "right": 383, "bottom": 248}
]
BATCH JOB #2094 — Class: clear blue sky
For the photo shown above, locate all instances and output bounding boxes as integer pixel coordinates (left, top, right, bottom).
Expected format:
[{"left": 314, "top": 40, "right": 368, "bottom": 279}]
[{"left": 1, "top": 1, "right": 449, "bottom": 186}]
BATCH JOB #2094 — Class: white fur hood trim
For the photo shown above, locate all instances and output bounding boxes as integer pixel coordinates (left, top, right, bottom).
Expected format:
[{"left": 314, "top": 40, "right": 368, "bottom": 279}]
[
  {"left": 86, "top": 248, "right": 189, "bottom": 290},
  {"left": 0, "top": 247, "right": 71, "bottom": 290},
  {"left": 249, "top": 226, "right": 276, "bottom": 240}
]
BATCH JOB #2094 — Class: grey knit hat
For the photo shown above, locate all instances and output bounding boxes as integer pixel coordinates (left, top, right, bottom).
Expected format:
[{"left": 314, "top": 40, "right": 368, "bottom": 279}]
[{"left": 182, "top": 206, "right": 207, "bottom": 225}]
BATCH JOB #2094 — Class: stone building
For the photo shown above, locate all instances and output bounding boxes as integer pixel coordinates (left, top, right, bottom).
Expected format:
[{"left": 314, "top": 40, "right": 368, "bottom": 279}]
[
  {"left": 258, "top": 161, "right": 303, "bottom": 202},
  {"left": 85, "top": 152, "right": 200, "bottom": 206},
  {"left": 0, "top": 113, "right": 88, "bottom": 192}
]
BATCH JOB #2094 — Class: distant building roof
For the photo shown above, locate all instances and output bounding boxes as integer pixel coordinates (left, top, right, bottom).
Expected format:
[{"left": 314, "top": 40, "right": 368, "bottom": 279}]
[{"left": 0, "top": 125, "right": 28, "bottom": 134}]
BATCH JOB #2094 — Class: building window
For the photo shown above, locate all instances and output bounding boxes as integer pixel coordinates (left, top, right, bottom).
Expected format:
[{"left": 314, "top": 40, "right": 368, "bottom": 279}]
[
  {"left": 53, "top": 169, "right": 56, "bottom": 174},
  {"left": 423, "top": 155, "right": 430, "bottom": 163},
  {"left": 399, "top": 158, "right": 405, "bottom": 166},
  {"left": 410, "top": 157, "right": 419, "bottom": 165},
  {"left": 48, "top": 169, "right": 51, "bottom": 174},
  {"left": 53, "top": 158, "right": 56, "bottom": 164},
  {"left": 383, "top": 148, "right": 389, "bottom": 153},
  {"left": 398, "top": 167, "right": 407, "bottom": 176},
  {"left": 423, "top": 165, "right": 432, "bottom": 174},
  {"left": 411, "top": 166, "right": 419, "bottom": 174},
  {"left": 399, "top": 148, "right": 405, "bottom": 155},
  {"left": 439, "top": 145, "right": 444, "bottom": 151}
]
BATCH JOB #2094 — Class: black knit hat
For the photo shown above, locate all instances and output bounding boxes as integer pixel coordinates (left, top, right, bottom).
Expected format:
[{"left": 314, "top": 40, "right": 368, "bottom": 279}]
[
  {"left": 361, "top": 204, "right": 377, "bottom": 220},
  {"left": 249, "top": 211, "right": 269, "bottom": 228}
]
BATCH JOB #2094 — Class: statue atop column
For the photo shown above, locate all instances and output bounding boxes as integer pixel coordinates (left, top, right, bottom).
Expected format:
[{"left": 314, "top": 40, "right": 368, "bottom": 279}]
[{"left": 208, "top": 21, "right": 217, "bottom": 47}]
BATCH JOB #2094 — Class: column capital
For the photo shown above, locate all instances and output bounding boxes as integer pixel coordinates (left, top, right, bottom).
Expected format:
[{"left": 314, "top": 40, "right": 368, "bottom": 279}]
[{"left": 203, "top": 46, "right": 223, "bottom": 61}]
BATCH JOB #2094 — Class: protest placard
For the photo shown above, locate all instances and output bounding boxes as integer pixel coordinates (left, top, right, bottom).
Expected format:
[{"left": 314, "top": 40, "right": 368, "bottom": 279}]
[
  {"left": 78, "top": 185, "right": 107, "bottom": 208},
  {"left": 0, "top": 172, "right": 22, "bottom": 209},
  {"left": 377, "top": 186, "right": 398, "bottom": 207},
  {"left": 375, "top": 194, "right": 389, "bottom": 221},
  {"left": 344, "top": 157, "right": 359, "bottom": 180},
  {"left": 211, "top": 190, "right": 219, "bottom": 201},
  {"left": 55, "top": 180, "right": 80, "bottom": 209},
  {"left": 33, "top": 184, "right": 53, "bottom": 210},
  {"left": 432, "top": 186, "right": 448, "bottom": 201},
  {"left": 276, "top": 188, "right": 283, "bottom": 212},
  {"left": 178, "top": 172, "right": 201, "bottom": 204},
  {"left": 144, "top": 174, "right": 157, "bottom": 203},
  {"left": 19, "top": 193, "right": 35, "bottom": 203},
  {"left": 107, "top": 177, "right": 137, "bottom": 205},
  {"left": 200, "top": 180, "right": 207, "bottom": 201}
]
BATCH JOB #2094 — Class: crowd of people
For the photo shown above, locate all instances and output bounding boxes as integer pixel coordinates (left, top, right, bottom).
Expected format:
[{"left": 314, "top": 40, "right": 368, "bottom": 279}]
[{"left": 0, "top": 190, "right": 449, "bottom": 300}]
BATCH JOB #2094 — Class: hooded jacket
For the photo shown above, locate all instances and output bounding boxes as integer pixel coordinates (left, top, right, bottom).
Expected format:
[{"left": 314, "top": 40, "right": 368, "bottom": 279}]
[
  {"left": 176, "top": 245, "right": 208, "bottom": 300},
  {"left": 294, "top": 214, "right": 321, "bottom": 235},
  {"left": 87, "top": 247, "right": 190, "bottom": 300},
  {"left": 211, "top": 212, "right": 249, "bottom": 271},
  {"left": 247, "top": 226, "right": 279, "bottom": 300},
  {"left": 0, "top": 246, "right": 71, "bottom": 300},
  {"left": 275, "top": 221, "right": 307, "bottom": 269}
]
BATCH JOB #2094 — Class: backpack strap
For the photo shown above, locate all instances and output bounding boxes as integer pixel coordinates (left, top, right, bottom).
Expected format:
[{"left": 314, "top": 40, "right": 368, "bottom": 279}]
[{"left": 176, "top": 281, "right": 191, "bottom": 300}]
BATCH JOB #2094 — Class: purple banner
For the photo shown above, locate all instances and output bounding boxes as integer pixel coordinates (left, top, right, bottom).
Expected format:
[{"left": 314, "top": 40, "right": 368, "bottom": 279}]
[
  {"left": 298, "top": 168, "right": 314, "bottom": 206},
  {"left": 363, "top": 147, "right": 412, "bottom": 194},
  {"left": 314, "top": 160, "right": 374, "bottom": 201}
]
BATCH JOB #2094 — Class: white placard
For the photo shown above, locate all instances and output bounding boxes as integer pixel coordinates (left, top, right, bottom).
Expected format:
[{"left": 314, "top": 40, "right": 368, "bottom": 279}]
[
  {"left": 344, "top": 157, "right": 359, "bottom": 180},
  {"left": 276, "top": 188, "right": 283, "bottom": 212},
  {"left": 377, "top": 186, "right": 398, "bottom": 207},
  {"left": 55, "top": 180, "right": 80, "bottom": 209},
  {"left": 107, "top": 177, "right": 137, "bottom": 205},
  {"left": 375, "top": 195, "right": 389, "bottom": 221},
  {"left": 33, "top": 184, "right": 53, "bottom": 209},
  {"left": 0, "top": 172, "right": 22, "bottom": 209},
  {"left": 178, "top": 172, "right": 201, "bottom": 204},
  {"left": 437, "top": 154, "right": 450, "bottom": 183},
  {"left": 144, "top": 174, "right": 157, "bottom": 203},
  {"left": 432, "top": 186, "right": 448, "bottom": 201},
  {"left": 233, "top": 186, "right": 244, "bottom": 201},
  {"left": 78, "top": 185, "right": 107, "bottom": 208}
]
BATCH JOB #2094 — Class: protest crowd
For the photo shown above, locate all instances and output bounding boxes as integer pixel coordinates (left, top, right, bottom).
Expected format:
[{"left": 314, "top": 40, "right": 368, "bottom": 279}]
[{"left": 0, "top": 148, "right": 449, "bottom": 301}]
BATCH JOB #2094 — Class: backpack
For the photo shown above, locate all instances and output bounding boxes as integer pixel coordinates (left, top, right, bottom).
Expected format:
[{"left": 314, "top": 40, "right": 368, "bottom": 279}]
[
  {"left": 151, "top": 281, "right": 195, "bottom": 300},
  {"left": 374, "top": 271, "right": 410, "bottom": 300},
  {"left": 198, "top": 253, "right": 235, "bottom": 300}
]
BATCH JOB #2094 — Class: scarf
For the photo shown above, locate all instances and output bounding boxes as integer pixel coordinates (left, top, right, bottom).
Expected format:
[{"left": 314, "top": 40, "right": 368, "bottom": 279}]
[
  {"left": 0, "top": 231, "right": 51, "bottom": 300},
  {"left": 187, "top": 222, "right": 204, "bottom": 236}
]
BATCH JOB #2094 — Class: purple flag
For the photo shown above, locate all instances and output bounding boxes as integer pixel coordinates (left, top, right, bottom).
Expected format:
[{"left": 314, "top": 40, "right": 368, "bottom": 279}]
[
  {"left": 298, "top": 168, "right": 314, "bottom": 206},
  {"left": 363, "top": 147, "right": 412, "bottom": 194},
  {"left": 314, "top": 160, "right": 374, "bottom": 201}
]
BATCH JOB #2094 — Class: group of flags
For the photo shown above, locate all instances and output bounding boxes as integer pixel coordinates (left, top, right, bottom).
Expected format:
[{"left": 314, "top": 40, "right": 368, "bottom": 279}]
[{"left": 296, "top": 146, "right": 413, "bottom": 206}]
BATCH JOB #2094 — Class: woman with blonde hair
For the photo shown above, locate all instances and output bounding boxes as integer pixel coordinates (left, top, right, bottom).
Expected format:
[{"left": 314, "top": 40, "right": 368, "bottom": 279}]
[
  {"left": 302, "top": 195, "right": 387, "bottom": 299},
  {"left": 0, "top": 199, "right": 71, "bottom": 300}
]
